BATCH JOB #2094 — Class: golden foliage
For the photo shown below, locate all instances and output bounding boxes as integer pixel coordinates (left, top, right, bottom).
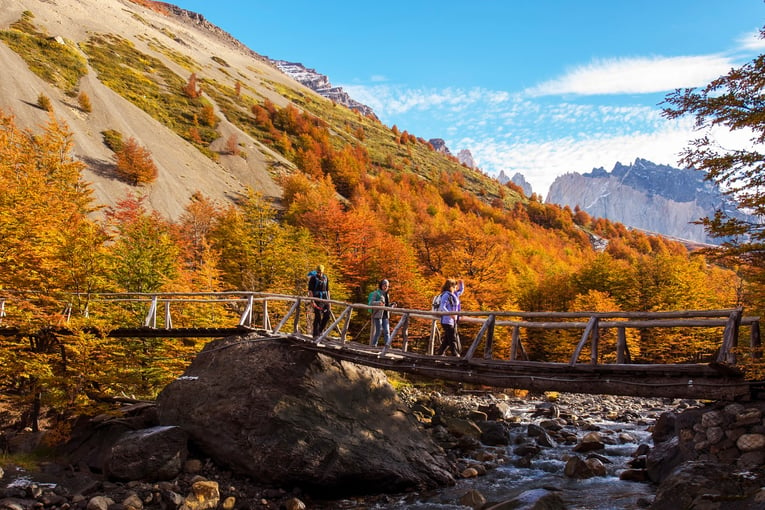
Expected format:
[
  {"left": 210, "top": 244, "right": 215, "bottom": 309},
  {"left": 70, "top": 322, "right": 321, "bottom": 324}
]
[{"left": 115, "top": 137, "right": 158, "bottom": 185}]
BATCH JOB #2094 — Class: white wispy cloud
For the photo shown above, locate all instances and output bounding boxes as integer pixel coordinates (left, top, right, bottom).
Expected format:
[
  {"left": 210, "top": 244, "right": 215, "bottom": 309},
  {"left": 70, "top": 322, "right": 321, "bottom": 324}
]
[
  {"left": 524, "top": 55, "right": 735, "bottom": 97},
  {"left": 342, "top": 84, "right": 508, "bottom": 117},
  {"left": 341, "top": 38, "right": 759, "bottom": 199},
  {"left": 461, "top": 118, "right": 699, "bottom": 197},
  {"left": 738, "top": 29, "right": 765, "bottom": 51}
]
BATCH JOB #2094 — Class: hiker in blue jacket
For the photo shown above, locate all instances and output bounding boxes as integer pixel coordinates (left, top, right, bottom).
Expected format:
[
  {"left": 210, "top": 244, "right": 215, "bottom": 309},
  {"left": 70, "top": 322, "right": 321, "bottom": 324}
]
[
  {"left": 308, "top": 264, "right": 331, "bottom": 338},
  {"left": 368, "top": 279, "right": 393, "bottom": 347},
  {"left": 437, "top": 278, "right": 464, "bottom": 356}
]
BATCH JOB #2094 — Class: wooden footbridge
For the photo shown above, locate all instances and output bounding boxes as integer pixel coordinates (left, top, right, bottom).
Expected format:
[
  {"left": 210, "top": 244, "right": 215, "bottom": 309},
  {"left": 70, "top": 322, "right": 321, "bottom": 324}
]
[{"left": 1, "top": 292, "right": 762, "bottom": 401}]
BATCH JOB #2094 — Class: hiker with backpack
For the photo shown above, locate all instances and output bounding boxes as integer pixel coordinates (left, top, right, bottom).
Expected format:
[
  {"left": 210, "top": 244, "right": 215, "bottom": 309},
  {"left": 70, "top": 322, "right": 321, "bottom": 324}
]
[
  {"left": 307, "top": 264, "right": 331, "bottom": 338},
  {"left": 436, "top": 278, "right": 464, "bottom": 356},
  {"left": 368, "top": 279, "right": 395, "bottom": 347}
]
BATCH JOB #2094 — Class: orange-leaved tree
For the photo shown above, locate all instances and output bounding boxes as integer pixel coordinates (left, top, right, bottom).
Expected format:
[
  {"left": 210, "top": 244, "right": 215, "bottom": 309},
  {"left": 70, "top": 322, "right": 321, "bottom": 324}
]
[{"left": 115, "top": 137, "right": 158, "bottom": 185}]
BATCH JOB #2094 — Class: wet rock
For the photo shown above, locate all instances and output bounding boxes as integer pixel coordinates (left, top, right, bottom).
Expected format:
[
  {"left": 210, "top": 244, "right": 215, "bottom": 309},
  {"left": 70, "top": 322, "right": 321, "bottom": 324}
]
[
  {"left": 573, "top": 431, "right": 605, "bottom": 453},
  {"left": 563, "top": 456, "right": 594, "bottom": 479},
  {"left": 584, "top": 457, "right": 606, "bottom": 476},
  {"left": 478, "top": 402, "right": 513, "bottom": 421},
  {"left": 0, "top": 498, "right": 33, "bottom": 510},
  {"left": 527, "top": 424, "right": 556, "bottom": 447},
  {"left": 619, "top": 468, "right": 648, "bottom": 482},
  {"left": 441, "top": 416, "right": 482, "bottom": 440},
  {"left": 478, "top": 421, "right": 510, "bottom": 446},
  {"left": 651, "top": 460, "right": 762, "bottom": 510},
  {"left": 86, "top": 495, "right": 114, "bottom": 510},
  {"left": 459, "top": 489, "right": 486, "bottom": 509},
  {"left": 486, "top": 488, "right": 565, "bottom": 510}
]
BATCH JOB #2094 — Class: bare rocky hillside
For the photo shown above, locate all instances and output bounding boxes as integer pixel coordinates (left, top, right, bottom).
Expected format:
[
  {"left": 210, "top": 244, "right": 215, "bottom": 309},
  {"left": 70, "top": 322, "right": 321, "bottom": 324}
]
[{"left": 0, "top": 0, "right": 306, "bottom": 220}]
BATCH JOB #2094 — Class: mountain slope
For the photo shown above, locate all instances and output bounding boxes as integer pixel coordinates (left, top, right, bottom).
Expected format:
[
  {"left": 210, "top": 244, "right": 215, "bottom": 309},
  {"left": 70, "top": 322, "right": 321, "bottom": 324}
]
[
  {"left": 545, "top": 158, "right": 748, "bottom": 244},
  {"left": 0, "top": 0, "right": 515, "bottom": 222},
  {"left": 0, "top": 0, "right": 295, "bottom": 219}
]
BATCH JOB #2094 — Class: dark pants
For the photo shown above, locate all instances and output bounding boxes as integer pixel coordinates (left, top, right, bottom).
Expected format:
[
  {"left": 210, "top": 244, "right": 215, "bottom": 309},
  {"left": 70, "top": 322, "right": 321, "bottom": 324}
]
[
  {"left": 437, "top": 323, "right": 460, "bottom": 356},
  {"left": 313, "top": 304, "right": 330, "bottom": 337}
]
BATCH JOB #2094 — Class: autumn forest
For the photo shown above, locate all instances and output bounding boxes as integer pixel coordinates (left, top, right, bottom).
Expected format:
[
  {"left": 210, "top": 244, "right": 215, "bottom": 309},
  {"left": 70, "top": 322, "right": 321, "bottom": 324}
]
[{"left": 0, "top": 5, "right": 763, "bottom": 432}]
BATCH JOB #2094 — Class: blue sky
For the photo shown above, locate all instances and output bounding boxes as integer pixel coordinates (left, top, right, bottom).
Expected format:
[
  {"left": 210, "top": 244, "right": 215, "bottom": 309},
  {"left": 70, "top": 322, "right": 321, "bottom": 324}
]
[{"left": 173, "top": 1, "right": 765, "bottom": 196}]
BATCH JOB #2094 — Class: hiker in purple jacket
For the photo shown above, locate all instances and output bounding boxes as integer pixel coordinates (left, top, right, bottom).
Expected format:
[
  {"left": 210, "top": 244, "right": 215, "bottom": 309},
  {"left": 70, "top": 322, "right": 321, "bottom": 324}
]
[{"left": 437, "top": 278, "right": 464, "bottom": 356}]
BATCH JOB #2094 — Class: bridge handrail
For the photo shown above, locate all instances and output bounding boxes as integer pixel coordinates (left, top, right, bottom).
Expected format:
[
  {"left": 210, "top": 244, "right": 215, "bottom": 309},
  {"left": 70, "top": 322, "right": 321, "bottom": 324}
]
[{"left": 0, "top": 293, "right": 760, "bottom": 368}]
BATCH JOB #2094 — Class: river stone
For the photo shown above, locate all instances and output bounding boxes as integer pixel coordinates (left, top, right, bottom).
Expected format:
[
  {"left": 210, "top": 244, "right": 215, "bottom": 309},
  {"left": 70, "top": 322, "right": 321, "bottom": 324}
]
[
  {"left": 651, "top": 460, "right": 762, "bottom": 510},
  {"left": 156, "top": 336, "right": 455, "bottom": 496},
  {"left": 485, "top": 488, "right": 565, "bottom": 510},
  {"left": 736, "top": 433, "right": 765, "bottom": 452},
  {"left": 182, "top": 480, "right": 219, "bottom": 510}
]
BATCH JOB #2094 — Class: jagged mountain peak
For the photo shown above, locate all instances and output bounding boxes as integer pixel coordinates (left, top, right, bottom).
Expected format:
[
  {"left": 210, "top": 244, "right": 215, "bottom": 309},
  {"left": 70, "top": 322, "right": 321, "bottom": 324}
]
[
  {"left": 428, "top": 138, "right": 451, "bottom": 155},
  {"left": 273, "top": 60, "right": 377, "bottom": 119},
  {"left": 546, "top": 158, "right": 747, "bottom": 244},
  {"left": 497, "top": 170, "right": 533, "bottom": 197}
]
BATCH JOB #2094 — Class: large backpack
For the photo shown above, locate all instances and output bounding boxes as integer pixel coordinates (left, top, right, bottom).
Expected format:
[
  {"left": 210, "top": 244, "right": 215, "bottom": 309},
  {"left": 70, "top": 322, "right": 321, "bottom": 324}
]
[
  {"left": 308, "top": 271, "right": 328, "bottom": 297},
  {"left": 368, "top": 289, "right": 381, "bottom": 314},
  {"left": 432, "top": 291, "right": 454, "bottom": 310}
]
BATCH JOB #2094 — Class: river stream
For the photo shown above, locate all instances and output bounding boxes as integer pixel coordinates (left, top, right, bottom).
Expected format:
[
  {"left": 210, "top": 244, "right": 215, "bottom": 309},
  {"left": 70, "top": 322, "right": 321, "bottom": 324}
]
[{"left": 372, "top": 396, "right": 664, "bottom": 509}]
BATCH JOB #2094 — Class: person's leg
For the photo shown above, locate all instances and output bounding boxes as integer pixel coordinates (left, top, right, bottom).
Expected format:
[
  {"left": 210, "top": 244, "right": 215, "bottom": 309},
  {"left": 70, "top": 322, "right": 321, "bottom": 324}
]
[
  {"left": 382, "top": 317, "right": 391, "bottom": 346},
  {"left": 437, "top": 323, "right": 454, "bottom": 355},
  {"left": 319, "top": 306, "right": 331, "bottom": 331},
  {"left": 371, "top": 317, "right": 382, "bottom": 346},
  {"left": 312, "top": 309, "right": 321, "bottom": 337}
]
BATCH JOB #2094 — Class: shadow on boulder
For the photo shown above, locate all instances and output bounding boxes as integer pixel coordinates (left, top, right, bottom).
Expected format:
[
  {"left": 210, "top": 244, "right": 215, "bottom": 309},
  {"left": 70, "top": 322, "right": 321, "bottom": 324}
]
[{"left": 156, "top": 336, "right": 456, "bottom": 497}]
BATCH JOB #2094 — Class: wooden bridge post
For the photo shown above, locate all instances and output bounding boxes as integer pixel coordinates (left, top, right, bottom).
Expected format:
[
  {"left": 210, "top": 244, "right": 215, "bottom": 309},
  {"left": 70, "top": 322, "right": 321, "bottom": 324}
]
[
  {"left": 272, "top": 299, "right": 300, "bottom": 334},
  {"left": 390, "top": 313, "right": 409, "bottom": 350},
  {"left": 464, "top": 314, "right": 495, "bottom": 361},
  {"left": 483, "top": 315, "right": 495, "bottom": 359},
  {"left": 292, "top": 298, "right": 302, "bottom": 334},
  {"left": 429, "top": 318, "right": 438, "bottom": 355},
  {"left": 262, "top": 300, "right": 270, "bottom": 331},
  {"left": 401, "top": 314, "right": 410, "bottom": 352},
  {"left": 315, "top": 306, "right": 351, "bottom": 344},
  {"left": 340, "top": 304, "right": 356, "bottom": 343},
  {"left": 590, "top": 321, "right": 600, "bottom": 364},
  {"left": 570, "top": 316, "right": 599, "bottom": 366},
  {"left": 510, "top": 325, "right": 528, "bottom": 360},
  {"left": 144, "top": 295, "right": 158, "bottom": 328},
  {"left": 238, "top": 294, "right": 254, "bottom": 327},
  {"left": 616, "top": 326, "right": 629, "bottom": 364},
  {"left": 164, "top": 301, "right": 172, "bottom": 329},
  {"left": 752, "top": 320, "right": 762, "bottom": 359},
  {"left": 718, "top": 308, "right": 742, "bottom": 364}
]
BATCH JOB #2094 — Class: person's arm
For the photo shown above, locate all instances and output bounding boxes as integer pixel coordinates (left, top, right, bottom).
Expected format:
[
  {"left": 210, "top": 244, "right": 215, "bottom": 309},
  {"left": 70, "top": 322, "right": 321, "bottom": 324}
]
[{"left": 455, "top": 279, "right": 465, "bottom": 297}]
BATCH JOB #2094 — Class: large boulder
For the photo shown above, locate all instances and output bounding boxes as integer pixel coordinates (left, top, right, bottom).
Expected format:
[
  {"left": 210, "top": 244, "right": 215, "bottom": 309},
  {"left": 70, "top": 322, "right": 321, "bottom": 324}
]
[{"left": 156, "top": 336, "right": 455, "bottom": 497}]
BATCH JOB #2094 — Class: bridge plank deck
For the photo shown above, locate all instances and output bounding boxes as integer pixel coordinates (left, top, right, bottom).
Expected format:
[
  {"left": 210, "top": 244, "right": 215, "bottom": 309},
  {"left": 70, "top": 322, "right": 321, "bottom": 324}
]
[{"left": 284, "top": 334, "right": 752, "bottom": 400}]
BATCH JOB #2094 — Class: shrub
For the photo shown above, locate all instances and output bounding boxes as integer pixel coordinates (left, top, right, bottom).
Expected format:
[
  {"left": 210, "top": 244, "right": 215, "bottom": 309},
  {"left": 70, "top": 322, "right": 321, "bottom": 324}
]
[
  {"left": 77, "top": 91, "right": 92, "bottom": 113},
  {"left": 101, "top": 129, "right": 124, "bottom": 152},
  {"left": 37, "top": 93, "right": 52, "bottom": 111}
]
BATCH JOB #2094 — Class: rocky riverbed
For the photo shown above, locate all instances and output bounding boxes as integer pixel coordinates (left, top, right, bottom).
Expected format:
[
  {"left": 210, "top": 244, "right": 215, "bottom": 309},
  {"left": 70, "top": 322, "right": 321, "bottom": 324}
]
[
  {"left": 3, "top": 337, "right": 765, "bottom": 509},
  {"left": 0, "top": 387, "right": 742, "bottom": 510}
]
